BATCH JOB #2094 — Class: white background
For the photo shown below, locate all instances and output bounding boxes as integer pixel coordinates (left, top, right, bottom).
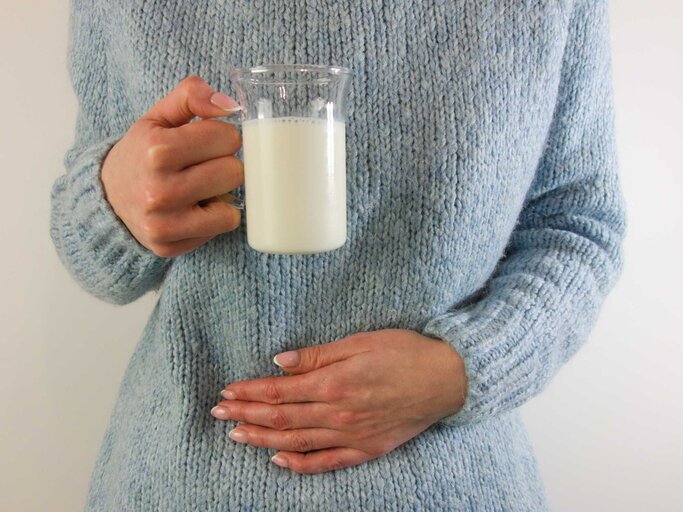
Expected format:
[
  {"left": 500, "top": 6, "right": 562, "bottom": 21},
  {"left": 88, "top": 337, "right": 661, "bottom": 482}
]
[{"left": 1, "top": 1, "right": 681, "bottom": 510}]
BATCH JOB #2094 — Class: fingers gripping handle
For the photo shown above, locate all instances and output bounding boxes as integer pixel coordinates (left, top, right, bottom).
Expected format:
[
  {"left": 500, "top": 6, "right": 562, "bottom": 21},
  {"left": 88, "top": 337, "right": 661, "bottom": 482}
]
[
  {"left": 215, "top": 193, "right": 245, "bottom": 210},
  {"left": 221, "top": 105, "right": 245, "bottom": 210}
]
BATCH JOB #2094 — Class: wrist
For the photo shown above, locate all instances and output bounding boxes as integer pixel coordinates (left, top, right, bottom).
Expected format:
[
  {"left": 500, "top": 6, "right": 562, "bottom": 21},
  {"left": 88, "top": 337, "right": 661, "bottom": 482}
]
[
  {"left": 99, "top": 143, "right": 117, "bottom": 205},
  {"left": 434, "top": 339, "right": 468, "bottom": 418}
]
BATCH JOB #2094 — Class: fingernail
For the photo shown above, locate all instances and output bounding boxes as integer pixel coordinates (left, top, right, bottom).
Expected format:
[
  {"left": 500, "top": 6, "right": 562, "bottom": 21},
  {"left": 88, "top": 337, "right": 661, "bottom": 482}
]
[
  {"left": 271, "top": 454, "right": 289, "bottom": 468},
  {"left": 229, "top": 428, "right": 248, "bottom": 443},
  {"left": 221, "top": 389, "right": 237, "bottom": 400},
  {"left": 211, "top": 406, "right": 230, "bottom": 420},
  {"left": 273, "top": 351, "right": 300, "bottom": 367},
  {"left": 210, "top": 92, "right": 239, "bottom": 110}
]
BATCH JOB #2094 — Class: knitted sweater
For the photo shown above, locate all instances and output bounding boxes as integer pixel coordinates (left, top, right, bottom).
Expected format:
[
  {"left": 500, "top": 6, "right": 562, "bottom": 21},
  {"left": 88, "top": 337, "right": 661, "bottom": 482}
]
[{"left": 51, "top": 1, "right": 626, "bottom": 510}]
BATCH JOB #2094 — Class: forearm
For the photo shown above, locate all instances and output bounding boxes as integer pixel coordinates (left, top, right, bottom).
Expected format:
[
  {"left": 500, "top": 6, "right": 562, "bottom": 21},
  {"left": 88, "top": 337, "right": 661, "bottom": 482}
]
[
  {"left": 421, "top": 0, "right": 626, "bottom": 426},
  {"left": 50, "top": 136, "right": 172, "bottom": 304},
  {"left": 423, "top": 222, "right": 624, "bottom": 425},
  {"left": 50, "top": 1, "right": 172, "bottom": 304}
]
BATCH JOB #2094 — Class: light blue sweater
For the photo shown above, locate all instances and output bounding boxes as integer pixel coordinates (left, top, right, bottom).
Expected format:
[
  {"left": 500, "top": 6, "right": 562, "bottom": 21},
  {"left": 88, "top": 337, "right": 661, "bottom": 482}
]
[{"left": 51, "top": 0, "right": 626, "bottom": 510}]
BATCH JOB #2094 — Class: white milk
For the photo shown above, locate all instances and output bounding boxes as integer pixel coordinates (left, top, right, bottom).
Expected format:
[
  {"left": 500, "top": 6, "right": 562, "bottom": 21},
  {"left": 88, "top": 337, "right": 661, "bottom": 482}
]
[{"left": 242, "top": 117, "right": 346, "bottom": 254}]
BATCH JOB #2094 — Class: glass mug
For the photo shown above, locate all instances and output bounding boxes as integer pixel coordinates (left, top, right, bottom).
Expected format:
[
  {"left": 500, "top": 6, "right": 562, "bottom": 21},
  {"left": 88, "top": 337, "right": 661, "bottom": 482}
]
[{"left": 225, "top": 64, "right": 352, "bottom": 255}]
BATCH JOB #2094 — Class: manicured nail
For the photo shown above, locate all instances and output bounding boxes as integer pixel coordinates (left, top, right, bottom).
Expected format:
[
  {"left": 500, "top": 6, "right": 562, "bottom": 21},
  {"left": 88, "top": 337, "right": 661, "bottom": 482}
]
[
  {"left": 271, "top": 454, "right": 289, "bottom": 468},
  {"left": 229, "top": 428, "right": 248, "bottom": 443},
  {"left": 221, "top": 389, "right": 237, "bottom": 400},
  {"left": 211, "top": 406, "right": 230, "bottom": 420},
  {"left": 273, "top": 351, "right": 300, "bottom": 367},
  {"left": 210, "top": 92, "right": 239, "bottom": 110}
]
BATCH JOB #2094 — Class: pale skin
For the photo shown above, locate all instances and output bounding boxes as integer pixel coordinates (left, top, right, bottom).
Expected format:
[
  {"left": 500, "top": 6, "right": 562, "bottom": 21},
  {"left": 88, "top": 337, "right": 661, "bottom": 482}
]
[{"left": 101, "top": 75, "right": 469, "bottom": 475}]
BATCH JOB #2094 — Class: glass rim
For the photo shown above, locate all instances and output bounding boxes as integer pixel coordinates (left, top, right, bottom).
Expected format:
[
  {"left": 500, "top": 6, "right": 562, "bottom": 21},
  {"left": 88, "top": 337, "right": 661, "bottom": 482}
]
[{"left": 231, "top": 63, "right": 352, "bottom": 83}]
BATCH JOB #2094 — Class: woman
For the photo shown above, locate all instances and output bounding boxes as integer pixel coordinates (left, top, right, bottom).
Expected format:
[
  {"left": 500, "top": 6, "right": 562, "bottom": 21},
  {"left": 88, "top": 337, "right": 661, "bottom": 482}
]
[{"left": 51, "top": 0, "right": 625, "bottom": 510}]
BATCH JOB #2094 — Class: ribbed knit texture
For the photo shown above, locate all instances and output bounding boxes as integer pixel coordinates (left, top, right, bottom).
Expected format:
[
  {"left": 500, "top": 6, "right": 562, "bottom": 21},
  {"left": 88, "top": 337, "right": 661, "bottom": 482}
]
[{"left": 51, "top": 1, "right": 626, "bottom": 510}]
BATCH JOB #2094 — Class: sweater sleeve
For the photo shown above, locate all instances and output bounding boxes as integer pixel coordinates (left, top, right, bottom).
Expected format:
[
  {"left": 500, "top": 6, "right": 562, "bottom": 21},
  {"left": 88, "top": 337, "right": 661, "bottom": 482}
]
[
  {"left": 50, "top": 0, "right": 172, "bottom": 306},
  {"left": 420, "top": 0, "right": 626, "bottom": 426}
]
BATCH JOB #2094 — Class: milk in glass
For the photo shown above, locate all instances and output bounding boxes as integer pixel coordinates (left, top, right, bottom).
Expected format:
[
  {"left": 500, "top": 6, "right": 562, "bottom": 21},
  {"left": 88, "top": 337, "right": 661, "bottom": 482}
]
[{"left": 242, "top": 117, "right": 346, "bottom": 254}]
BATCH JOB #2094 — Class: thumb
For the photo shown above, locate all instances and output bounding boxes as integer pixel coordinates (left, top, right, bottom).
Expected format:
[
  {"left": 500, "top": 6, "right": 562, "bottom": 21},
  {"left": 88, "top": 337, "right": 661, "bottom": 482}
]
[
  {"left": 142, "top": 75, "right": 239, "bottom": 128},
  {"left": 273, "top": 338, "right": 358, "bottom": 374}
]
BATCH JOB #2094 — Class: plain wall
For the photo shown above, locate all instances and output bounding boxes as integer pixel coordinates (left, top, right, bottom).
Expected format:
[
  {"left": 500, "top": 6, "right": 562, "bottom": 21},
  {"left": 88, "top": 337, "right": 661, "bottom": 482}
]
[{"left": 1, "top": 1, "right": 681, "bottom": 510}]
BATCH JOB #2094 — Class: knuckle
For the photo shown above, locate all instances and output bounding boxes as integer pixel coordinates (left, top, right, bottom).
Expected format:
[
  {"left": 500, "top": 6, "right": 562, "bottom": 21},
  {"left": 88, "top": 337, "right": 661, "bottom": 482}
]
[
  {"left": 141, "top": 181, "right": 169, "bottom": 212},
  {"left": 142, "top": 127, "right": 167, "bottom": 147},
  {"left": 355, "top": 386, "right": 373, "bottom": 406},
  {"left": 180, "top": 75, "right": 204, "bottom": 94},
  {"left": 243, "top": 430, "right": 260, "bottom": 446},
  {"left": 225, "top": 403, "right": 242, "bottom": 421},
  {"left": 319, "top": 378, "right": 344, "bottom": 402},
  {"left": 140, "top": 217, "right": 171, "bottom": 243},
  {"left": 143, "top": 142, "right": 173, "bottom": 172},
  {"left": 269, "top": 409, "right": 290, "bottom": 430},
  {"left": 286, "top": 459, "right": 303, "bottom": 473},
  {"left": 288, "top": 433, "right": 311, "bottom": 452},
  {"left": 263, "top": 382, "right": 283, "bottom": 404},
  {"left": 333, "top": 409, "right": 357, "bottom": 427},
  {"left": 304, "top": 345, "right": 324, "bottom": 369},
  {"left": 332, "top": 365, "right": 356, "bottom": 388}
]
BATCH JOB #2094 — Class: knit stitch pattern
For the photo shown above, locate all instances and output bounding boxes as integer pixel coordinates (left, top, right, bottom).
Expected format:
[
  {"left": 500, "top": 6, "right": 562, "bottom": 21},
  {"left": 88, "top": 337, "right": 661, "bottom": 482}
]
[{"left": 51, "top": 0, "right": 625, "bottom": 510}]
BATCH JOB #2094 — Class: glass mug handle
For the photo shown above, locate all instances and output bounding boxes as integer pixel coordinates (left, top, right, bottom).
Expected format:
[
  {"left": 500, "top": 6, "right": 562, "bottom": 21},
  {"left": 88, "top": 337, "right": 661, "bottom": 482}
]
[{"left": 213, "top": 105, "right": 245, "bottom": 210}]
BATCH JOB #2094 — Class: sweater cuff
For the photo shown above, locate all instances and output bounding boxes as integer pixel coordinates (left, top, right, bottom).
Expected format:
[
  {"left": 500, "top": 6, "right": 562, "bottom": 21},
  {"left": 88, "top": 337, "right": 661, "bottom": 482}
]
[
  {"left": 421, "top": 303, "right": 516, "bottom": 427},
  {"left": 420, "top": 241, "right": 613, "bottom": 427},
  {"left": 50, "top": 135, "right": 172, "bottom": 303},
  {"left": 421, "top": 293, "right": 550, "bottom": 427}
]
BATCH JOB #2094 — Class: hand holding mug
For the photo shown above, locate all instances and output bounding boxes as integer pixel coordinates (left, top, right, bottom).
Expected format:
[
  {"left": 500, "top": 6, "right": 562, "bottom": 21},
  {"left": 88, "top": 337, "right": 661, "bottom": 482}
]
[{"left": 101, "top": 76, "right": 244, "bottom": 257}]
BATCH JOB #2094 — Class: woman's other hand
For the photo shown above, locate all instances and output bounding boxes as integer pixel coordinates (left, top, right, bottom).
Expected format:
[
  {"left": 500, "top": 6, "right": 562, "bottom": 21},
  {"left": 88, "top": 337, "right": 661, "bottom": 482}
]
[{"left": 212, "top": 329, "right": 468, "bottom": 474}]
